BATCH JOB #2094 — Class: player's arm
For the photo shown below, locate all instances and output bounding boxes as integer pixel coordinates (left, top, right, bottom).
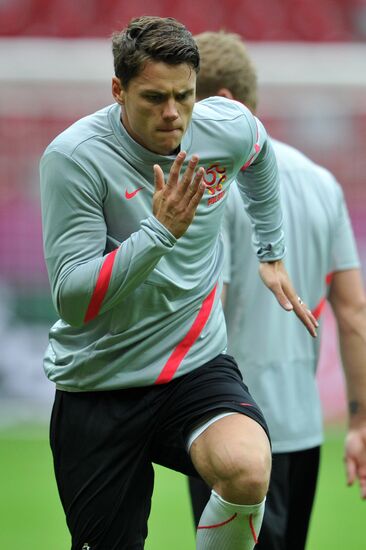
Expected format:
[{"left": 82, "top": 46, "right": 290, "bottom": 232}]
[
  {"left": 220, "top": 188, "right": 234, "bottom": 310},
  {"left": 328, "top": 268, "right": 366, "bottom": 498},
  {"left": 326, "top": 179, "right": 366, "bottom": 498},
  {"left": 235, "top": 115, "right": 317, "bottom": 337},
  {"left": 221, "top": 284, "right": 228, "bottom": 307},
  {"left": 40, "top": 150, "right": 203, "bottom": 328},
  {"left": 236, "top": 123, "right": 284, "bottom": 263}
]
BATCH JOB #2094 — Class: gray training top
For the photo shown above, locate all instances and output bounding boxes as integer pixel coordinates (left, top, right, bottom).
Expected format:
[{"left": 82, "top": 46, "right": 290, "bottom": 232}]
[
  {"left": 223, "top": 139, "right": 360, "bottom": 453},
  {"left": 40, "top": 97, "right": 284, "bottom": 391}
]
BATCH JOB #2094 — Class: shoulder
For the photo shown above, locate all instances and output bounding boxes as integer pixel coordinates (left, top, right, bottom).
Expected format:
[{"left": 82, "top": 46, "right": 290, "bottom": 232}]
[
  {"left": 272, "top": 138, "right": 340, "bottom": 193},
  {"left": 193, "top": 96, "right": 252, "bottom": 123},
  {"left": 272, "top": 139, "right": 315, "bottom": 170},
  {"left": 191, "top": 97, "right": 260, "bottom": 167},
  {"left": 42, "top": 104, "right": 116, "bottom": 160}
]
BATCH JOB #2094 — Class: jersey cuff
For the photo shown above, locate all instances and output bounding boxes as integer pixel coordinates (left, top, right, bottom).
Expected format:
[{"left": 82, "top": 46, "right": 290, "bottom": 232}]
[
  {"left": 142, "top": 216, "right": 177, "bottom": 248},
  {"left": 257, "top": 241, "right": 286, "bottom": 262}
]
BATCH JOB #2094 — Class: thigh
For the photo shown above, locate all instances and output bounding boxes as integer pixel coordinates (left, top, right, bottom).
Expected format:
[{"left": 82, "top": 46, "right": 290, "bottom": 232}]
[
  {"left": 190, "top": 413, "right": 271, "bottom": 491},
  {"left": 151, "top": 354, "right": 270, "bottom": 479},
  {"left": 256, "top": 453, "right": 290, "bottom": 550},
  {"left": 50, "top": 389, "right": 155, "bottom": 550},
  {"left": 287, "top": 447, "right": 321, "bottom": 550}
]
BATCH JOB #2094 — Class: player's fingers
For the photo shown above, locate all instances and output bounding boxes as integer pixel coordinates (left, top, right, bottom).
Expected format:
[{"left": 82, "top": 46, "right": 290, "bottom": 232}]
[
  {"left": 293, "top": 297, "right": 318, "bottom": 337},
  {"left": 180, "top": 154, "right": 200, "bottom": 191},
  {"left": 359, "top": 475, "right": 366, "bottom": 499},
  {"left": 167, "top": 151, "right": 187, "bottom": 187},
  {"left": 258, "top": 264, "right": 293, "bottom": 310},
  {"left": 153, "top": 164, "right": 165, "bottom": 193},
  {"left": 185, "top": 166, "right": 205, "bottom": 201},
  {"left": 281, "top": 285, "right": 318, "bottom": 337},
  {"left": 306, "top": 307, "right": 318, "bottom": 328},
  {"left": 293, "top": 296, "right": 315, "bottom": 320},
  {"left": 187, "top": 168, "right": 206, "bottom": 207},
  {"left": 345, "top": 456, "right": 357, "bottom": 486},
  {"left": 271, "top": 284, "right": 293, "bottom": 312},
  {"left": 259, "top": 261, "right": 317, "bottom": 336},
  {"left": 280, "top": 290, "right": 318, "bottom": 337}
]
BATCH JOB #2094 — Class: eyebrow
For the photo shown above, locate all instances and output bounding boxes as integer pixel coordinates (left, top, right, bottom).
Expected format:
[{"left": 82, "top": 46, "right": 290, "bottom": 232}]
[{"left": 140, "top": 87, "right": 195, "bottom": 98}]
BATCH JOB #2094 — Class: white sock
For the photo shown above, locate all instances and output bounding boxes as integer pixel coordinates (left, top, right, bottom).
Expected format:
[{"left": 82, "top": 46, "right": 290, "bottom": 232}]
[{"left": 196, "top": 490, "right": 265, "bottom": 550}]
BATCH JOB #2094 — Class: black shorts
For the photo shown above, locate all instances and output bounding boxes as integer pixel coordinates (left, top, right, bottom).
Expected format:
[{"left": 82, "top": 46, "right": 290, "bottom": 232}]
[{"left": 50, "top": 353, "right": 269, "bottom": 550}]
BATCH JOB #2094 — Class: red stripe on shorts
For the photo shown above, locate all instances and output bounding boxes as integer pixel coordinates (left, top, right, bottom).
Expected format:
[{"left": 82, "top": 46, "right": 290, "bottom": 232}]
[
  {"left": 155, "top": 285, "right": 217, "bottom": 384},
  {"left": 84, "top": 248, "right": 119, "bottom": 323}
]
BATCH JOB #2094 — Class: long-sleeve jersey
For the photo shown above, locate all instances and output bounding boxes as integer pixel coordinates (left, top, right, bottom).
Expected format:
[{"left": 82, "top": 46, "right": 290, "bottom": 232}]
[
  {"left": 40, "top": 97, "right": 284, "bottom": 391},
  {"left": 222, "top": 139, "right": 360, "bottom": 453}
]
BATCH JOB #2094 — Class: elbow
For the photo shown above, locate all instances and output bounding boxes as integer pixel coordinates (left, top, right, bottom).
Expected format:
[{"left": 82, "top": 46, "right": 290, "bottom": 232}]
[
  {"left": 55, "top": 289, "right": 88, "bottom": 329},
  {"left": 336, "top": 300, "right": 366, "bottom": 335},
  {"left": 58, "top": 304, "right": 86, "bottom": 328},
  {"left": 52, "top": 269, "right": 97, "bottom": 327}
]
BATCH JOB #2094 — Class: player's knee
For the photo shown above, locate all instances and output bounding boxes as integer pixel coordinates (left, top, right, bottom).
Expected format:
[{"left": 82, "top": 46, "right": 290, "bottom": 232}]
[{"left": 213, "top": 447, "right": 271, "bottom": 504}]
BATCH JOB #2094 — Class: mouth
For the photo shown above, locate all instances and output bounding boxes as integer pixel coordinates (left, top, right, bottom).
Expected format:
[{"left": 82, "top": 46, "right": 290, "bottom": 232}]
[{"left": 156, "top": 128, "right": 182, "bottom": 133}]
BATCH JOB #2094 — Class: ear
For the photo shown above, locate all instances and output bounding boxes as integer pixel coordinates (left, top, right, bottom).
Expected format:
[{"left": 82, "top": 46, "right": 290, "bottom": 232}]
[
  {"left": 216, "top": 87, "right": 234, "bottom": 100},
  {"left": 112, "top": 77, "right": 124, "bottom": 105}
]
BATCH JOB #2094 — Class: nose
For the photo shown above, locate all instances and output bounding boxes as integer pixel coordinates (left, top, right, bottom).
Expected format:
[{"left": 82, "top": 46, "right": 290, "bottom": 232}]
[{"left": 162, "top": 99, "right": 179, "bottom": 121}]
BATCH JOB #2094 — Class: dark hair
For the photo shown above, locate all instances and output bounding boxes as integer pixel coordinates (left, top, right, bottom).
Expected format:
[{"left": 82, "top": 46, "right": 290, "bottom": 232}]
[{"left": 112, "top": 16, "right": 200, "bottom": 88}]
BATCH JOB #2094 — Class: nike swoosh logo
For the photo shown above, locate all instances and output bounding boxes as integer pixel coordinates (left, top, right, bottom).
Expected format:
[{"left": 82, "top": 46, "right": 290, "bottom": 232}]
[{"left": 125, "top": 187, "right": 144, "bottom": 200}]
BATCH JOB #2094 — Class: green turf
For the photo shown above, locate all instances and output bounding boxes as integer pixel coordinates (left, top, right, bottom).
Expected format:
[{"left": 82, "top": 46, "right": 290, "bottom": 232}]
[
  {"left": 0, "top": 423, "right": 364, "bottom": 549},
  {"left": 0, "top": 425, "right": 70, "bottom": 549},
  {"left": 306, "top": 428, "right": 365, "bottom": 550}
]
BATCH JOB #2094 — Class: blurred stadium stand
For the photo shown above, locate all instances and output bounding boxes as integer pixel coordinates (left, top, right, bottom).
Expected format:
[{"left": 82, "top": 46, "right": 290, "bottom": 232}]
[
  {"left": 1, "top": 0, "right": 366, "bottom": 40},
  {"left": 0, "top": 1, "right": 365, "bottom": 423}
]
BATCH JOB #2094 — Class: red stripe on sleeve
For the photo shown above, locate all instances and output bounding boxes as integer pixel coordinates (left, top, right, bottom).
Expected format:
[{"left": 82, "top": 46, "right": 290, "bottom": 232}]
[
  {"left": 240, "top": 118, "right": 261, "bottom": 172},
  {"left": 84, "top": 248, "right": 119, "bottom": 323},
  {"left": 155, "top": 285, "right": 217, "bottom": 384}
]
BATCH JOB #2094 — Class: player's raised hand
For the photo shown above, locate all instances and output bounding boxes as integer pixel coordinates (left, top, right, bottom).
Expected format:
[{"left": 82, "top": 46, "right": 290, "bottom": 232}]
[
  {"left": 259, "top": 259, "right": 318, "bottom": 337},
  {"left": 153, "top": 151, "right": 205, "bottom": 238}
]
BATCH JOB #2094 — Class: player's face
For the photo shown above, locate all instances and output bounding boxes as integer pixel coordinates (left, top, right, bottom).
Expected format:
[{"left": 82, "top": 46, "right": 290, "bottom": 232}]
[{"left": 112, "top": 61, "right": 196, "bottom": 155}]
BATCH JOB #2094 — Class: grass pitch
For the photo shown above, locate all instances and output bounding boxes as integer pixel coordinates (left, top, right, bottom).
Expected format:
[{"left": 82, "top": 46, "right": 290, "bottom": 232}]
[{"left": 0, "top": 424, "right": 364, "bottom": 549}]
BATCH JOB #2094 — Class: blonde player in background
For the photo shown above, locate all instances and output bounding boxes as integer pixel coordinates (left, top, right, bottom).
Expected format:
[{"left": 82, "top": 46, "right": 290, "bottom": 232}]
[{"left": 188, "top": 31, "right": 366, "bottom": 550}]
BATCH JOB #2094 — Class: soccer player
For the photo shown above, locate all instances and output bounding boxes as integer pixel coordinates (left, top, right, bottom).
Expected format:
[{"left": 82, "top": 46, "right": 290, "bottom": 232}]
[
  {"left": 189, "top": 31, "right": 366, "bottom": 550},
  {"left": 40, "top": 17, "right": 317, "bottom": 549}
]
